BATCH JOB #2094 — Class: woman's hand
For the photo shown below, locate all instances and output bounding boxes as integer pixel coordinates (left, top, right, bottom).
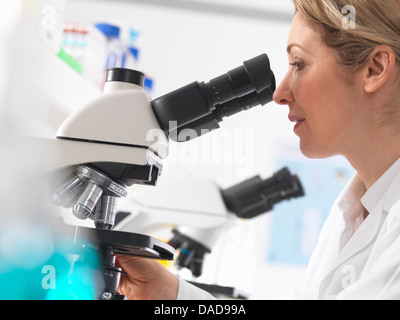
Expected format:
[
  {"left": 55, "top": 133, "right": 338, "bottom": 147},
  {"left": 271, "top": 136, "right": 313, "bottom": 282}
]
[{"left": 116, "top": 255, "right": 179, "bottom": 300}]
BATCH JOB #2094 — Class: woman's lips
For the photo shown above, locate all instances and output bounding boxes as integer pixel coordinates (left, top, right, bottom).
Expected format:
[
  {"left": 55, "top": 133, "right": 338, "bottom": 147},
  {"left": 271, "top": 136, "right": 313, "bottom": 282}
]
[
  {"left": 288, "top": 115, "right": 305, "bottom": 131},
  {"left": 294, "top": 119, "right": 305, "bottom": 130}
]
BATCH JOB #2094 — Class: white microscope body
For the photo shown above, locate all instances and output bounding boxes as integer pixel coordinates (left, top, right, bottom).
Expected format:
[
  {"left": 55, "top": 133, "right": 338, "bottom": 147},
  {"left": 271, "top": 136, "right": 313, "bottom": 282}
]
[
  {"left": 36, "top": 69, "right": 169, "bottom": 230},
  {"left": 37, "top": 70, "right": 167, "bottom": 176},
  {"left": 116, "top": 179, "right": 231, "bottom": 247}
]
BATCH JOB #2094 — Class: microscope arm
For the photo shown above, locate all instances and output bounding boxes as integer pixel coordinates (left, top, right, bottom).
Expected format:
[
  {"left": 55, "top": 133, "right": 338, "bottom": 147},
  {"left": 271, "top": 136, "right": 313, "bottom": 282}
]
[
  {"left": 114, "top": 179, "right": 232, "bottom": 239},
  {"left": 31, "top": 136, "right": 161, "bottom": 172},
  {"left": 113, "top": 179, "right": 235, "bottom": 278}
]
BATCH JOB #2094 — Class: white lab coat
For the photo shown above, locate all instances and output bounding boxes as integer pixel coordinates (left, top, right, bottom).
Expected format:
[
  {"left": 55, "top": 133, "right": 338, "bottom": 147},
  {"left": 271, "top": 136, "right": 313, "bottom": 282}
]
[
  {"left": 177, "top": 158, "right": 400, "bottom": 300},
  {"left": 289, "top": 158, "right": 400, "bottom": 299}
]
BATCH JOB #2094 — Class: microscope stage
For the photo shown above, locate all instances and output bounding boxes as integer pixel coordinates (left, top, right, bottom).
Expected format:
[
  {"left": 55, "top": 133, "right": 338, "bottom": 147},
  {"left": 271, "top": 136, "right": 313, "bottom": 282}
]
[{"left": 67, "top": 225, "right": 175, "bottom": 260}]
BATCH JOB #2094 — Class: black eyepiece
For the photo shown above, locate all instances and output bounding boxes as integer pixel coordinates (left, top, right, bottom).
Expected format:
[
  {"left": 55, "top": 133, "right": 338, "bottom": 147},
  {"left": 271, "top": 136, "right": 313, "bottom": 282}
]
[
  {"left": 151, "top": 54, "right": 276, "bottom": 142},
  {"left": 221, "top": 167, "right": 305, "bottom": 219},
  {"left": 243, "top": 54, "right": 274, "bottom": 92}
]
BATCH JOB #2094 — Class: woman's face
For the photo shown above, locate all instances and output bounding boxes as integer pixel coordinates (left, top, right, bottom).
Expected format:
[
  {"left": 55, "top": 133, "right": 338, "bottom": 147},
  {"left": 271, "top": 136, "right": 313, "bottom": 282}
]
[{"left": 273, "top": 13, "right": 364, "bottom": 159}]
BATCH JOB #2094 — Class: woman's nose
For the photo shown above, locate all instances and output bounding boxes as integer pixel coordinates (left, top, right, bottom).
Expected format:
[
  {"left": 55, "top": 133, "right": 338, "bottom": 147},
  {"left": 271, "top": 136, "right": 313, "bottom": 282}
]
[{"left": 273, "top": 76, "right": 294, "bottom": 106}]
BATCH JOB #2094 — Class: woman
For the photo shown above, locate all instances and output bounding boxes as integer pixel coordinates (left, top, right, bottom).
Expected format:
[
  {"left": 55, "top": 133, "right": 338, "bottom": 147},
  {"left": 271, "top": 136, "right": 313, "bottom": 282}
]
[{"left": 116, "top": 0, "right": 400, "bottom": 299}]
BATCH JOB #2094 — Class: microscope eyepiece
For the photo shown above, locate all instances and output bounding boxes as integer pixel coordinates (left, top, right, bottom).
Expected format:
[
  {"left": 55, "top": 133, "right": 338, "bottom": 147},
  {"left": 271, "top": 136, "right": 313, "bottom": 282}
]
[
  {"left": 205, "top": 54, "right": 274, "bottom": 106},
  {"left": 222, "top": 167, "right": 305, "bottom": 219},
  {"left": 243, "top": 54, "right": 275, "bottom": 92},
  {"left": 151, "top": 54, "right": 276, "bottom": 142}
]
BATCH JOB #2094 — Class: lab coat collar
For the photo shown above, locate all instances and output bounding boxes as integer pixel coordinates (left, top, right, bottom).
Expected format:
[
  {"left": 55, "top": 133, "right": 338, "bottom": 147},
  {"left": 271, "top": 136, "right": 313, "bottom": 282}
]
[
  {"left": 361, "top": 157, "right": 400, "bottom": 214},
  {"left": 382, "top": 175, "right": 400, "bottom": 217},
  {"left": 336, "top": 197, "right": 385, "bottom": 265}
]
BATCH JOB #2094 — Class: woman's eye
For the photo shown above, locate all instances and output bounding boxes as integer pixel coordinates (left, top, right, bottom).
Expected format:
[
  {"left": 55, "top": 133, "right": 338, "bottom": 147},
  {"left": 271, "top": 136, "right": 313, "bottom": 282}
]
[{"left": 290, "top": 61, "right": 305, "bottom": 71}]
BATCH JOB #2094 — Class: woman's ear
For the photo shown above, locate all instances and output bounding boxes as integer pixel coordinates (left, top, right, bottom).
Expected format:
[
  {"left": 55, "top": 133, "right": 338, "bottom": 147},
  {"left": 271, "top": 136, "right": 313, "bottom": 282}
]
[{"left": 364, "top": 46, "right": 397, "bottom": 93}]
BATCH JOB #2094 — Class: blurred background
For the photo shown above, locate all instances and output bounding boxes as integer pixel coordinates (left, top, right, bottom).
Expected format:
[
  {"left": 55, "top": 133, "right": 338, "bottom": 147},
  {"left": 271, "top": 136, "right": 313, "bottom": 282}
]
[{"left": 0, "top": 0, "right": 354, "bottom": 299}]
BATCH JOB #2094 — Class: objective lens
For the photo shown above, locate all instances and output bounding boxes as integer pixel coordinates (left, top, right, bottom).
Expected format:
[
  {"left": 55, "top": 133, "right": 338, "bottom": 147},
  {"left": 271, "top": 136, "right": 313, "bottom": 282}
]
[
  {"left": 94, "top": 195, "right": 118, "bottom": 230},
  {"left": 176, "top": 243, "right": 195, "bottom": 270},
  {"left": 49, "top": 172, "right": 85, "bottom": 208},
  {"left": 73, "top": 182, "right": 103, "bottom": 220}
]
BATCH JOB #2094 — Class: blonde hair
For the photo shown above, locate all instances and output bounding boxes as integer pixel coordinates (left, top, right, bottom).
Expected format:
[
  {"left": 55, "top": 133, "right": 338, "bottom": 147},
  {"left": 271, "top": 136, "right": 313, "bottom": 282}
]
[{"left": 292, "top": 0, "right": 400, "bottom": 71}]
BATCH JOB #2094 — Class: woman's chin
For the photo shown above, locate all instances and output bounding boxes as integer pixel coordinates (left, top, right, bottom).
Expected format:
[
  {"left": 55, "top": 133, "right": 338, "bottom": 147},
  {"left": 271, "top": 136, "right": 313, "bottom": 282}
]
[{"left": 299, "top": 140, "right": 334, "bottom": 160}]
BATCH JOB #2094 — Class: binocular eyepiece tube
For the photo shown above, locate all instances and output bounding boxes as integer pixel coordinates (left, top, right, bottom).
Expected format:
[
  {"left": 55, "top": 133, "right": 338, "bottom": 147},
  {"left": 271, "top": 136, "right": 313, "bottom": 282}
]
[
  {"left": 151, "top": 53, "right": 276, "bottom": 142},
  {"left": 222, "top": 167, "right": 305, "bottom": 219}
]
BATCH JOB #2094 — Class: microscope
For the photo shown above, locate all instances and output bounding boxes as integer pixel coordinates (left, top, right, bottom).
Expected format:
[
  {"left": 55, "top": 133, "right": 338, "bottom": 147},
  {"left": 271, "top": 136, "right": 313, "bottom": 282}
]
[
  {"left": 40, "top": 54, "right": 277, "bottom": 299},
  {"left": 114, "top": 167, "right": 304, "bottom": 280}
]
